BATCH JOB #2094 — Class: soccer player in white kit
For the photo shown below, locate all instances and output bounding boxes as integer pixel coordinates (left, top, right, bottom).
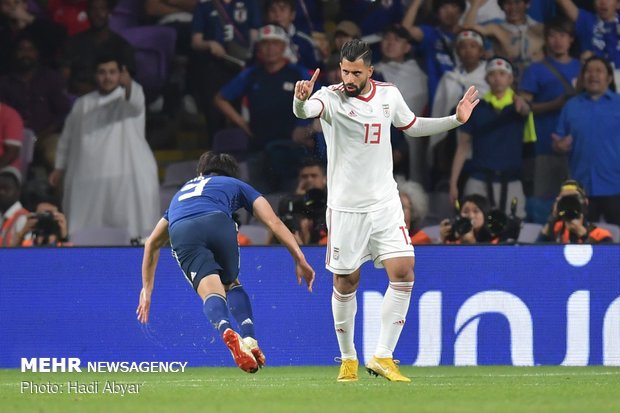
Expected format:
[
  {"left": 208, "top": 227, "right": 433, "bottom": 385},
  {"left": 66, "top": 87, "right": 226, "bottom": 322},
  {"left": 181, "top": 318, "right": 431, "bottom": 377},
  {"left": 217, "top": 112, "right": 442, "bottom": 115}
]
[{"left": 293, "top": 40, "right": 479, "bottom": 382}]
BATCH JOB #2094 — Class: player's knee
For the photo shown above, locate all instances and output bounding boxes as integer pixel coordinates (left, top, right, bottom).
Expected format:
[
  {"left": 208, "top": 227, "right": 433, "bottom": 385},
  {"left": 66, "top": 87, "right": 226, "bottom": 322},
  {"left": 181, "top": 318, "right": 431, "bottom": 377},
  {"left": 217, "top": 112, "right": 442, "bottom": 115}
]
[{"left": 333, "top": 273, "right": 359, "bottom": 293}]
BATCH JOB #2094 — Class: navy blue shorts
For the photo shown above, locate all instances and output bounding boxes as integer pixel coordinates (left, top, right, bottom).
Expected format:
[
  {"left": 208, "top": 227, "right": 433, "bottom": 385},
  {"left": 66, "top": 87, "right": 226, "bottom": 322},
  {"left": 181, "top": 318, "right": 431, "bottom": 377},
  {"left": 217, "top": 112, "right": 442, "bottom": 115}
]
[{"left": 169, "top": 212, "right": 239, "bottom": 290}]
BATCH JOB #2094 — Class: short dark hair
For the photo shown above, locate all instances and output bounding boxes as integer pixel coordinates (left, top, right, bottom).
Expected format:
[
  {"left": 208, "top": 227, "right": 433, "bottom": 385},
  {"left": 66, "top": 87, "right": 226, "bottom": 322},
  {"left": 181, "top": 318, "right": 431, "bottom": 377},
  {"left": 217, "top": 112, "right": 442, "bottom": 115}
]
[
  {"left": 299, "top": 157, "right": 326, "bottom": 175},
  {"left": 340, "top": 39, "right": 372, "bottom": 66},
  {"left": 94, "top": 53, "right": 122, "bottom": 71},
  {"left": 0, "top": 171, "right": 20, "bottom": 188},
  {"left": 544, "top": 16, "right": 575, "bottom": 38},
  {"left": 434, "top": 0, "right": 466, "bottom": 12},
  {"left": 265, "top": 0, "right": 295, "bottom": 11},
  {"left": 498, "top": 0, "right": 530, "bottom": 8},
  {"left": 196, "top": 152, "right": 240, "bottom": 179}
]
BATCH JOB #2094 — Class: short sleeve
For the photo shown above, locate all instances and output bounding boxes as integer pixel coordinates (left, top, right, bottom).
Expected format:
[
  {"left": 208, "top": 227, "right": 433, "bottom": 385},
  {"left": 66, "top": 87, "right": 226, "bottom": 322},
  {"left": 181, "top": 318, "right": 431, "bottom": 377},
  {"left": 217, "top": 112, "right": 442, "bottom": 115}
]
[
  {"left": 391, "top": 88, "right": 417, "bottom": 130},
  {"left": 220, "top": 68, "right": 253, "bottom": 101},
  {"left": 237, "top": 180, "right": 262, "bottom": 213},
  {"left": 555, "top": 99, "right": 572, "bottom": 137},
  {"left": 1, "top": 105, "right": 24, "bottom": 147}
]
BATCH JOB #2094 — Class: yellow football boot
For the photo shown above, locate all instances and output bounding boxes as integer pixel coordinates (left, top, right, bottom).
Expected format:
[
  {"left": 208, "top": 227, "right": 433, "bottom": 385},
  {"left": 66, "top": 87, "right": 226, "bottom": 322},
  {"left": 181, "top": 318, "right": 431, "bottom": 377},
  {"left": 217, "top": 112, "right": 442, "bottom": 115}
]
[
  {"left": 365, "top": 356, "right": 411, "bottom": 382},
  {"left": 336, "top": 358, "right": 359, "bottom": 382}
]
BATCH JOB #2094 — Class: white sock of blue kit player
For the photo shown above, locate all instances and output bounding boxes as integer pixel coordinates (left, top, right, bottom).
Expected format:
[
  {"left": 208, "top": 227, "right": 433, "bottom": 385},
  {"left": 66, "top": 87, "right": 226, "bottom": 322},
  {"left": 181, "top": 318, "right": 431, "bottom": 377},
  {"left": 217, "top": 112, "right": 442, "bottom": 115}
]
[
  {"left": 203, "top": 294, "right": 232, "bottom": 335},
  {"left": 375, "top": 281, "right": 414, "bottom": 358},
  {"left": 332, "top": 287, "right": 357, "bottom": 360}
]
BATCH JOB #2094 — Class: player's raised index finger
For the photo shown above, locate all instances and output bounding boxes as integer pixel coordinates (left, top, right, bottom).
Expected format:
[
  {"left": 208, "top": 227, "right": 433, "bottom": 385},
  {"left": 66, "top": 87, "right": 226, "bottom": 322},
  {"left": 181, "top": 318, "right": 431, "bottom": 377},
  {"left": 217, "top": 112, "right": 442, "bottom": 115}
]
[{"left": 310, "top": 68, "right": 321, "bottom": 84}]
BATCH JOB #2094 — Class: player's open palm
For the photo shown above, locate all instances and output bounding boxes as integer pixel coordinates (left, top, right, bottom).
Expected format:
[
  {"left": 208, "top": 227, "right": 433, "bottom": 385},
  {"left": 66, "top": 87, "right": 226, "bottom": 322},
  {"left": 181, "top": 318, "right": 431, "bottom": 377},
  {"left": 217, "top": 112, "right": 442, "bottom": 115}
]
[
  {"left": 295, "top": 68, "right": 320, "bottom": 101},
  {"left": 456, "top": 86, "right": 480, "bottom": 123},
  {"left": 296, "top": 259, "right": 316, "bottom": 293}
]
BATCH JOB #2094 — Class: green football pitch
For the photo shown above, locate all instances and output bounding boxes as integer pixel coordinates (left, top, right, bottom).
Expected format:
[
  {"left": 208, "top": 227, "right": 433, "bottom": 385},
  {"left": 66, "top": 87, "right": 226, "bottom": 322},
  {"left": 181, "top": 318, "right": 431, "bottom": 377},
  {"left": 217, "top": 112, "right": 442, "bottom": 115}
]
[{"left": 2, "top": 366, "right": 619, "bottom": 413}]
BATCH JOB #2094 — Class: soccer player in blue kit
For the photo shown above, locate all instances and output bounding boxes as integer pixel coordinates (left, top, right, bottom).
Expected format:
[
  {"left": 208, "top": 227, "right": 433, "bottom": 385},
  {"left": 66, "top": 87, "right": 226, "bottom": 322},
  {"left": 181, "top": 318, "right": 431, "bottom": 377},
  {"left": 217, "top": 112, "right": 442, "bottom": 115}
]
[{"left": 137, "top": 152, "right": 316, "bottom": 373}]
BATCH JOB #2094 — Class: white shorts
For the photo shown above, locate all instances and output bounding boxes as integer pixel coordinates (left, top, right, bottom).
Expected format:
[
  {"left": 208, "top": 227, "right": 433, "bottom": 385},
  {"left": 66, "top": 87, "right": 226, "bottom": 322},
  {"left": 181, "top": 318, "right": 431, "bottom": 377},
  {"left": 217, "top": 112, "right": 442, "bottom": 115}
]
[{"left": 325, "top": 197, "right": 415, "bottom": 274}]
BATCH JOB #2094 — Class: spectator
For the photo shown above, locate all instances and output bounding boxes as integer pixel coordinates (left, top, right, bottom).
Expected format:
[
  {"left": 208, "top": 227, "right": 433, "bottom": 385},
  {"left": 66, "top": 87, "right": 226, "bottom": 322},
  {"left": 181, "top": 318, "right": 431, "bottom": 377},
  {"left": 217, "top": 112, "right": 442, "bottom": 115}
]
[
  {"left": 0, "top": 34, "right": 71, "bottom": 170},
  {"left": 464, "top": 0, "right": 545, "bottom": 82},
  {"left": 398, "top": 180, "right": 431, "bottom": 244},
  {"left": 552, "top": 56, "right": 620, "bottom": 226},
  {"left": 430, "top": 29, "right": 489, "bottom": 178},
  {"left": 403, "top": 0, "right": 465, "bottom": 106},
  {"left": 555, "top": 0, "right": 620, "bottom": 87},
  {"left": 332, "top": 20, "right": 361, "bottom": 55},
  {"left": 13, "top": 196, "right": 71, "bottom": 246},
  {"left": 0, "top": 166, "right": 28, "bottom": 246},
  {"left": 145, "top": 0, "right": 197, "bottom": 56},
  {"left": 461, "top": 0, "right": 505, "bottom": 24},
  {"left": 189, "top": 0, "right": 261, "bottom": 141},
  {"left": 0, "top": 0, "right": 67, "bottom": 73},
  {"left": 0, "top": 101, "right": 23, "bottom": 171},
  {"left": 61, "top": 0, "right": 135, "bottom": 96},
  {"left": 293, "top": 0, "right": 324, "bottom": 35},
  {"left": 339, "top": 0, "right": 404, "bottom": 40},
  {"left": 439, "top": 193, "right": 495, "bottom": 243},
  {"left": 537, "top": 179, "right": 614, "bottom": 243},
  {"left": 48, "top": 0, "right": 89, "bottom": 36},
  {"left": 450, "top": 57, "right": 530, "bottom": 217},
  {"left": 265, "top": 0, "right": 322, "bottom": 70},
  {"left": 49, "top": 55, "right": 160, "bottom": 239},
  {"left": 374, "top": 23, "right": 428, "bottom": 183},
  {"left": 518, "top": 17, "right": 580, "bottom": 204},
  {"left": 277, "top": 157, "right": 327, "bottom": 245},
  {"left": 214, "top": 24, "right": 311, "bottom": 192}
]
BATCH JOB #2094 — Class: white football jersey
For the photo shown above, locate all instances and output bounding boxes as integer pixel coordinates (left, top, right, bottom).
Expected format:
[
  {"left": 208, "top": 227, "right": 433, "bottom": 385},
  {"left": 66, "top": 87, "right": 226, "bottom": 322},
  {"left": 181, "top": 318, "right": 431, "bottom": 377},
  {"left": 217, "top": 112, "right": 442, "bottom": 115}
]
[{"left": 310, "top": 79, "right": 417, "bottom": 212}]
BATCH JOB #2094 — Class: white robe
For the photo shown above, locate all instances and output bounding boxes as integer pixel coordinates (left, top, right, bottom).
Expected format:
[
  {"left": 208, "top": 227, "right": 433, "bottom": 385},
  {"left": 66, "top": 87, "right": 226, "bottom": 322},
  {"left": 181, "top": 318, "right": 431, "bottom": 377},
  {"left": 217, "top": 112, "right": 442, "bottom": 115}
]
[
  {"left": 429, "top": 62, "right": 489, "bottom": 164},
  {"left": 56, "top": 82, "right": 160, "bottom": 239}
]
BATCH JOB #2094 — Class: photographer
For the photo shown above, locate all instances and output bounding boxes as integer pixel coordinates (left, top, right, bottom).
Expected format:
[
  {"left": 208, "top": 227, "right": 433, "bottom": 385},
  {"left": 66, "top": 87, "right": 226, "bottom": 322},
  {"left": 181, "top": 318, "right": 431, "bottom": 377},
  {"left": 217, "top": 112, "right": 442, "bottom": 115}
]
[
  {"left": 440, "top": 194, "right": 495, "bottom": 244},
  {"left": 537, "top": 180, "right": 613, "bottom": 244},
  {"left": 14, "top": 198, "right": 70, "bottom": 247},
  {"left": 277, "top": 158, "right": 327, "bottom": 245}
]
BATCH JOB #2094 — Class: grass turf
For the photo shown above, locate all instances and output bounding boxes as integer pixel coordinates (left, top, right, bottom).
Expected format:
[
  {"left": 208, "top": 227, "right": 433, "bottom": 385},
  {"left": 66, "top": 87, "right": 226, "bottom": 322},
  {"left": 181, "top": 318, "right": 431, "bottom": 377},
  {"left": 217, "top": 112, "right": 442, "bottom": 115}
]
[{"left": 1, "top": 366, "right": 618, "bottom": 413}]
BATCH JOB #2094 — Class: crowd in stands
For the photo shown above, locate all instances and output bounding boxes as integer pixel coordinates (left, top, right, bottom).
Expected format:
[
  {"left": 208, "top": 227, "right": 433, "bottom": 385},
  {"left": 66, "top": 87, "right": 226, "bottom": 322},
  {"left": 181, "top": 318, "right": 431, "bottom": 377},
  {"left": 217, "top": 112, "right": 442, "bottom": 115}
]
[{"left": 1, "top": 0, "right": 619, "bottom": 246}]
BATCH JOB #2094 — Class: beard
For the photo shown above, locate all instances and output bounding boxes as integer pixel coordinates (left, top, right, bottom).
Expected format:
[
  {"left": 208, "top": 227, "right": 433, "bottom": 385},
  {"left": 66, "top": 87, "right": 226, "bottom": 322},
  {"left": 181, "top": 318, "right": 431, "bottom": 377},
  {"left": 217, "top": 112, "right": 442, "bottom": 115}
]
[{"left": 343, "top": 80, "right": 366, "bottom": 97}]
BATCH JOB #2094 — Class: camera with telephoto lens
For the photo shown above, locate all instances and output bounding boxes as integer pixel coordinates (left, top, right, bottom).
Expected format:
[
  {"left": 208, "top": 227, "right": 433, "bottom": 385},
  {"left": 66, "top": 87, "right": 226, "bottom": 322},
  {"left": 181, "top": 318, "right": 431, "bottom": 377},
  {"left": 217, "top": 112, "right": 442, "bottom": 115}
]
[
  {"left": 486, "top": 198, "right": 522, "bottom": 242},
  {"left": 279, "top": 188, "right": 327, "bottom": 242},
  {"left": 556, "top": 194, "right": 583, "bottom": 222}
]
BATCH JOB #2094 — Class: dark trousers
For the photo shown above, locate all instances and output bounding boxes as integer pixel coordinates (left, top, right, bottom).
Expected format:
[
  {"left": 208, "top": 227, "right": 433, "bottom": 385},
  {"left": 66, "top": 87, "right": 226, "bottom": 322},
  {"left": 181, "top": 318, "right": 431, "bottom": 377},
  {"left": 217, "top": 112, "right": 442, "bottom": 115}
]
[{"left": 588, "top": 194, "right": 620, "bottom": 226}]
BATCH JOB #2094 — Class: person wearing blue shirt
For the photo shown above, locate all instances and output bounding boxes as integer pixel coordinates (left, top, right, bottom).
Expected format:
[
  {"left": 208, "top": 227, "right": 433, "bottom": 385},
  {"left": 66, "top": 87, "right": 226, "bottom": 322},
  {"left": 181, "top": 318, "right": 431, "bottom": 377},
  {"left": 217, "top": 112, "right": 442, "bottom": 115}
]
[
  {"left": 553, "top": 56, "right": 620, "bottom": 226},
  {"left": 265, "top": 0, "right": 323, "bottom": 70},
  {"left": 403, "top": 0, "right": 465, "bottom": 109},
  {"left": 215, "top": 24, "right": 311, "bottom": 192},
  {"left": 137, "top": 152, "right": 315, "bottom": 374},
  {"left": 190, "top": 0, "right": 262, "bottom": 139},
  {"left": 556, "top": 0, "right": 620, "bottom": 85},
  {"left": 519, "top": 17, "right": 581, "bottom": 199}
]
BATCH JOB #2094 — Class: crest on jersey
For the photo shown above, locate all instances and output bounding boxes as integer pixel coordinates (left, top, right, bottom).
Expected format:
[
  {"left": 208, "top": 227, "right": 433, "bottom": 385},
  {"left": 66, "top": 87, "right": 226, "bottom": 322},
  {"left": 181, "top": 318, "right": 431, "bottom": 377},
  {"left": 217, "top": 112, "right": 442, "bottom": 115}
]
[
  {"left": 382, "top": 104, "right": 390, "bottom": 118},
  {"left": 333, "top": 247, "right": 340, "bottom": 261},
  {"left": 234, "top": 4, "right": 248, "bottom": 23}
]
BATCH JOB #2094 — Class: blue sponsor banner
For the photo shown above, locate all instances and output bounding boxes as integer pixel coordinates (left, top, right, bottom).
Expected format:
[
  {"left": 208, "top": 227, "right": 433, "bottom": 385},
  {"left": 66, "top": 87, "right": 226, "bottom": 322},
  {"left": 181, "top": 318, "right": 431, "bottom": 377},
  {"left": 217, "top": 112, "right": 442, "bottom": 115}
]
[{"left": 1, "top": 245, "right": 619, "bottom": 368}]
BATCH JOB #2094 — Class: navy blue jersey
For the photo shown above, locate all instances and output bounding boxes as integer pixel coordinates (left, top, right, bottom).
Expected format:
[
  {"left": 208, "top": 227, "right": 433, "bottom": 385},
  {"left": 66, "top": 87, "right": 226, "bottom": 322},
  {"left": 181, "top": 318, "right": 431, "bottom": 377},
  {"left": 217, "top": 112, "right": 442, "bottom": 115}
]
[{"left": 164, "top": 175, "right": 261, "bottom": 229}]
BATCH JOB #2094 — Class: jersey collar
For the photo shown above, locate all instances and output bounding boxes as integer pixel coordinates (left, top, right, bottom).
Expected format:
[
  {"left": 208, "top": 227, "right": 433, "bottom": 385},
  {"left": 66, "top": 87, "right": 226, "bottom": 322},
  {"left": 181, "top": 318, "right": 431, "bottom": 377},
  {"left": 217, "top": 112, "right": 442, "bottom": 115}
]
[{"left": 355, "top": 79, "right": 376, "bottom": 102}]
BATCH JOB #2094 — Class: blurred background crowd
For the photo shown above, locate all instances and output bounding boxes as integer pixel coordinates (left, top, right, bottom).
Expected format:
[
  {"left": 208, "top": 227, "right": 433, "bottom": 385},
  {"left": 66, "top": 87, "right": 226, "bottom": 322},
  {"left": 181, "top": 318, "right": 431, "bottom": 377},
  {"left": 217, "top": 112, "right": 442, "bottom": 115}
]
[{"left": 0, "top": 0, "right": 619, "bottom": 247}]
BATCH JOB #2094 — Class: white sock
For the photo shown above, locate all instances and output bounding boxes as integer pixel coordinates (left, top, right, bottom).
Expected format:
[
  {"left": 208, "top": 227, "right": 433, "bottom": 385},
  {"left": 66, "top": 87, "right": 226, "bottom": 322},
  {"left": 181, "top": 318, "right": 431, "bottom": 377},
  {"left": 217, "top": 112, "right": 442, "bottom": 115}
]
[
  {"left": 375, "top": 281, "right": 414, "bottom": 358},
  {"left": 332, "top": 287, "right": 357, "bottom": 360}
]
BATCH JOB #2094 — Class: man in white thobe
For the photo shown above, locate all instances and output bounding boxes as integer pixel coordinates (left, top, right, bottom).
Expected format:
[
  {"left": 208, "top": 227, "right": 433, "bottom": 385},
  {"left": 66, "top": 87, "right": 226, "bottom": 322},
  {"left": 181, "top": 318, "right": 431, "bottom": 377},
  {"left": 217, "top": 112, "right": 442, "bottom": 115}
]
[{"left": 50, "top": 56, "right": 159, "bottom": 240}]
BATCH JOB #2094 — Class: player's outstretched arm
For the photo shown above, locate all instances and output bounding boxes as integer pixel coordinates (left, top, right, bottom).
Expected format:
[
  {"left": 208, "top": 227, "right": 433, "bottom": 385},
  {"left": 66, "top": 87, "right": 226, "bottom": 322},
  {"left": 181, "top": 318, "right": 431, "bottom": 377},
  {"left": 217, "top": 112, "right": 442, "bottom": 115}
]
[
  {"left": 252, "top": 197, "right": 316, "bottom": 292},
  {"left": 137, "top": 218, "right": 170, "bottom": 323}
]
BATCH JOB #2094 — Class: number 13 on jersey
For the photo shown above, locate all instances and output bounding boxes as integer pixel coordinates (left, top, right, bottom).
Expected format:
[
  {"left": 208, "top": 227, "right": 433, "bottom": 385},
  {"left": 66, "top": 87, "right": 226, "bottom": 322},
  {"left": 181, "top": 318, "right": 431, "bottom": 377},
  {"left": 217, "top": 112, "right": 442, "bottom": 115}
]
[{"left": 363, "top": 123, "right": 382, "bottom": 144}]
